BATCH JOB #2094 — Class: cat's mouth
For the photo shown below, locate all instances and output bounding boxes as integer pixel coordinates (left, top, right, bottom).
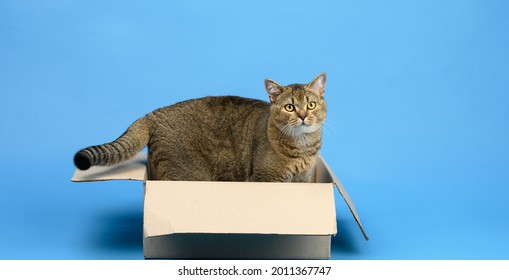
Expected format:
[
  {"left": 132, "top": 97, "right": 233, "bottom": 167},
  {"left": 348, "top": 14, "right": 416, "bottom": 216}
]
[
  {"left": 280, "top": 122, "right": 319, "bottom": 137},
  {"left": 299, "top": 118, "right": 315, "bottom": 127},
  {"left": 277, "top": 118, "right": 321, "bottom": 137}
]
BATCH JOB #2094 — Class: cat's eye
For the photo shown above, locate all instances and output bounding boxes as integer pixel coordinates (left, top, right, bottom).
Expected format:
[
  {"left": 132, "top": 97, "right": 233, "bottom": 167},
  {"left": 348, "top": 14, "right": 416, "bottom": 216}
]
[
  {"left": 307, "top": 101, "right": 317, "bottom": 110},
  {"left": 284, "top": 104, "right": 295, "bottom": 112}
]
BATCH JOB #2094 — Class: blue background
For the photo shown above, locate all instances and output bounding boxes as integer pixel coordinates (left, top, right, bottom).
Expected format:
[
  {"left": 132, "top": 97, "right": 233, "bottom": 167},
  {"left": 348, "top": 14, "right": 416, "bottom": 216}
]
[{"left": 1, "top": 0, "right": 508, "bottom": 260}]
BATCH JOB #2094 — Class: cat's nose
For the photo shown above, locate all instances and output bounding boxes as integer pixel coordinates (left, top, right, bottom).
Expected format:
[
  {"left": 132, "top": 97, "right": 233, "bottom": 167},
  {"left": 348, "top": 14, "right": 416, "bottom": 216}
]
[{"left": 297, "top": 110, "right": 306, "bottom": 120}]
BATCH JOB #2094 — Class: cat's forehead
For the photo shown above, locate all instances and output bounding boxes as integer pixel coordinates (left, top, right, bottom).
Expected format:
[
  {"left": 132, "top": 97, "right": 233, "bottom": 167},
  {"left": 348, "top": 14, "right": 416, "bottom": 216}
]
[{"left": 279, "top": 84, "right": 319, "bottom": 103}]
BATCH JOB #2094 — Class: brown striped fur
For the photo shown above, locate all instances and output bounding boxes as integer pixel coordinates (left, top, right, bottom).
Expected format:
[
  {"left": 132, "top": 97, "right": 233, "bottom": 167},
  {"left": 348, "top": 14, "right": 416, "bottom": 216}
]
[{"left": 74, "top": 73, "right": 327, "bottom": 182}]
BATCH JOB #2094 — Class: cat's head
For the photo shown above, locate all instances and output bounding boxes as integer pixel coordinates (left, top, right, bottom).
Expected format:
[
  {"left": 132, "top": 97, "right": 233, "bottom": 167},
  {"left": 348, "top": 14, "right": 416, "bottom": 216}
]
[{"left": 265, "top": 73, "right": 327, "bottom": 137}]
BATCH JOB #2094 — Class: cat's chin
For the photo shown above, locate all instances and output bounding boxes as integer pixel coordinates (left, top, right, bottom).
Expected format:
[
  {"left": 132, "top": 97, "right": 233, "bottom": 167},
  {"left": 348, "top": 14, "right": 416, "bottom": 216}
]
[{"left": 287, "top": 124, "right": 320, "bottom": 137}]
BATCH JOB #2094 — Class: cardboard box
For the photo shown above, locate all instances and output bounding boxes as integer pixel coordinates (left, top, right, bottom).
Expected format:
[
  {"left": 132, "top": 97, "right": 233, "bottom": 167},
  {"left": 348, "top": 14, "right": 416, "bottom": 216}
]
[{"left": 72, "top": 153, "right": 367, "bottom": 259}]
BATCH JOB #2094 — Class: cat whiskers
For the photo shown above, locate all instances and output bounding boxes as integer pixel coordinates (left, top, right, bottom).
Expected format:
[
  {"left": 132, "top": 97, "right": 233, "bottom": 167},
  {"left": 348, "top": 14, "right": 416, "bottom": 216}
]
[
  {"left": 276, "top": 123, "right": 314, "bottom": 146},
  {"left": 278, "top": 124, "right": 295, "bottom": 139},
  {"left": 321, "top": 120, "right": 337, "bottom": 137}
]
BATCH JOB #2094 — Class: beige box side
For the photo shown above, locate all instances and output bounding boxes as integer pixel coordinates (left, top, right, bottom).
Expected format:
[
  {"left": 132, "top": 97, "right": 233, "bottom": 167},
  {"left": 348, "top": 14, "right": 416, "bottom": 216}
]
[
  {"left": 143, "top": 180, "right": 337, "bottom": 237},
  {"left": 142, "top": 180, "right": 336, "bottom": 259}
]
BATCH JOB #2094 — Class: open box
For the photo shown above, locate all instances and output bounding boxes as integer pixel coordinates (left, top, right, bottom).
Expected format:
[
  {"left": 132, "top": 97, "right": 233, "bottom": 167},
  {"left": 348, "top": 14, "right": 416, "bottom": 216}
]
[{"left": 72, "top": 153, "right": 367, "bottom": 259}]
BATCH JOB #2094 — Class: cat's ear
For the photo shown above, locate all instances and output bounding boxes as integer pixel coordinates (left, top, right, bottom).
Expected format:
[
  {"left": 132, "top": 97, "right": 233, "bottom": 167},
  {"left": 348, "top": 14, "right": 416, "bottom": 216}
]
[
  {"left": 307, "top": 72, "right": 326, "bottom": 97},
  {"left": 265, "top": 79, "right": 285, "bottom": 103}
]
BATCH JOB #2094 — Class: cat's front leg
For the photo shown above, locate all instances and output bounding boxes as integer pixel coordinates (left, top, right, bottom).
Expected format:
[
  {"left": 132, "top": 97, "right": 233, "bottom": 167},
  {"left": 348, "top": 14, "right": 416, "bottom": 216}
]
[
  {"left": 291, "top": 168, "right": 314, "bottom": 183},
  {"left": 250, "top": 169, "right": 293, "bottom": 182}
]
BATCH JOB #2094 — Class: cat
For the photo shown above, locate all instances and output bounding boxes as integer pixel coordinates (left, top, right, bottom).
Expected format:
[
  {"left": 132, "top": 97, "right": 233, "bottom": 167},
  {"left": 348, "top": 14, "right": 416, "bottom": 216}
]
[{"left": 74, "top": 73, "right": 327, "bottom": 182}]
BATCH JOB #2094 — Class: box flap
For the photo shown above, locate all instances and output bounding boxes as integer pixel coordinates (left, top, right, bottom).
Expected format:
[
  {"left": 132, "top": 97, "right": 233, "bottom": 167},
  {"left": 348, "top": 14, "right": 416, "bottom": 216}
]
[
  {"left": 143, "top": 181, "right": 337, "bottom": 237},
  {"left": 71, "top": 153, "right": 147, "bottom": 182},
  {"left": 316, "top": 156, "right": 369, "bottom": 240}
]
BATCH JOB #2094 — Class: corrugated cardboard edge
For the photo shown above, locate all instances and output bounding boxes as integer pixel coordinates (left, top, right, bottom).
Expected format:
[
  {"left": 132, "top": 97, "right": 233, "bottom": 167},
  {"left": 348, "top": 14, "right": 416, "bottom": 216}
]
[{"left": 318, "top": 156, "right": 369, "bottom": 241}]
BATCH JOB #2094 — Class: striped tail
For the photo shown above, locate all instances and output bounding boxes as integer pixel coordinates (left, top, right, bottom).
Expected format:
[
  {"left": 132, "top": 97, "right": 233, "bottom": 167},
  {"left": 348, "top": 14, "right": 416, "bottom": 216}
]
[{"left": 74, "top": 117, "right": 150, "bottom": 170}]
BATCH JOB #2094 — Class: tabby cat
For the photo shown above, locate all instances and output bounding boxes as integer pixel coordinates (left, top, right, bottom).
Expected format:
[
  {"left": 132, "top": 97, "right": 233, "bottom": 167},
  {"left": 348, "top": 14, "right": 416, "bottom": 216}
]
[{"left": 74, "top": 73, "right": 327, "bottom": 182}]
